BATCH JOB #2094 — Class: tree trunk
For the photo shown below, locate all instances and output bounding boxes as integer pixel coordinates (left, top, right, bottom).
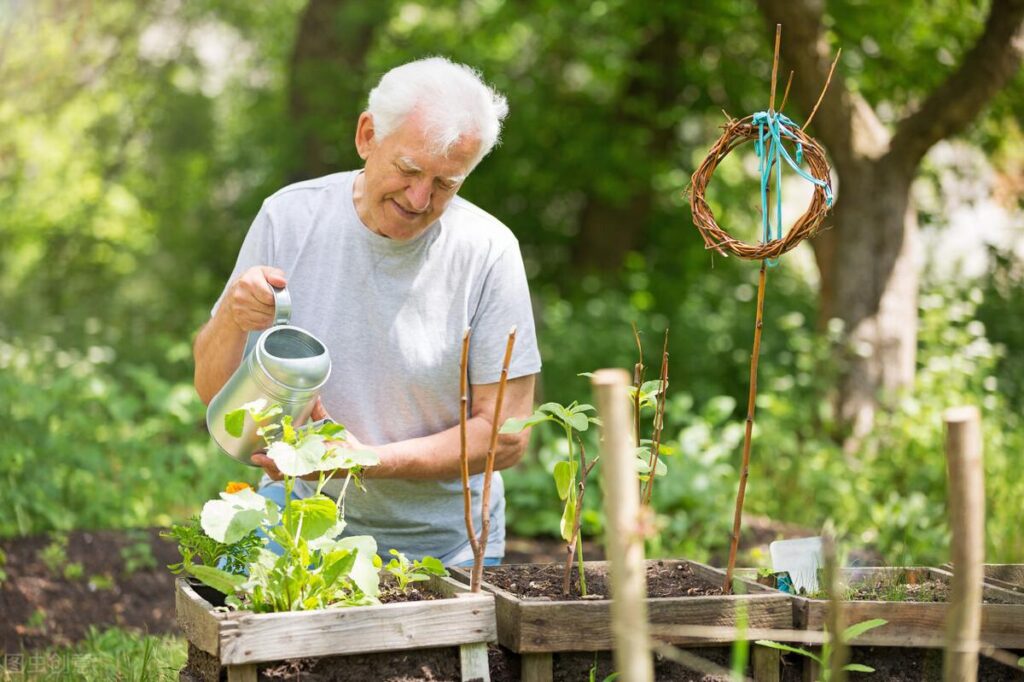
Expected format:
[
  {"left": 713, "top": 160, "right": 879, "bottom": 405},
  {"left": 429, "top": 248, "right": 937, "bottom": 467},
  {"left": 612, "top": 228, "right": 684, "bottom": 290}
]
[
  {"left": 826, "top": 162, "right": 918, "bottom": 438},
  {"left": 287, "top": 0, "right": 393, "bottom": 181}
]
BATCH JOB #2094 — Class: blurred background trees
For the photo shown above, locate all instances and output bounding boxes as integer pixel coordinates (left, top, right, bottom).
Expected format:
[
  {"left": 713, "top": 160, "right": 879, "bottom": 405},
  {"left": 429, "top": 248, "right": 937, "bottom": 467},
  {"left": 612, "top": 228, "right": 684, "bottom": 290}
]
[{"left": 2, "top": 0, "right": 1022, "bottom": 565}]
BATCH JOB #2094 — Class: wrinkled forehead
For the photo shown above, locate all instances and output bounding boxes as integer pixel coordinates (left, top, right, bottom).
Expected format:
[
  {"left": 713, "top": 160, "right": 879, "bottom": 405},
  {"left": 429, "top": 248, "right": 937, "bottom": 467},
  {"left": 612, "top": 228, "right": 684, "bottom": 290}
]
[{"left": 390, "top": 118, "right": 481, "bottom": 180}]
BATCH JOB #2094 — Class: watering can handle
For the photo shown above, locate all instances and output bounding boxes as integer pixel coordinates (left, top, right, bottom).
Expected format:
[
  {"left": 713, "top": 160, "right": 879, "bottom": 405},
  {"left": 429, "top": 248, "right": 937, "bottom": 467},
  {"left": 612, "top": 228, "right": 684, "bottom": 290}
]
[{"left": 271, "top": 285, "right": 292, "bottom": 326}]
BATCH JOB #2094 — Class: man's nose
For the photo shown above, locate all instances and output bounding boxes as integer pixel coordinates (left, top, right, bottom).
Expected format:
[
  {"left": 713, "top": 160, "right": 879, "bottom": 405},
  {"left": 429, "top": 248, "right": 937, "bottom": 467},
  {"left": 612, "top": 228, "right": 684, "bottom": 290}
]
[{"left": 406, "top": 179, "right": 432, "bottom": 212}]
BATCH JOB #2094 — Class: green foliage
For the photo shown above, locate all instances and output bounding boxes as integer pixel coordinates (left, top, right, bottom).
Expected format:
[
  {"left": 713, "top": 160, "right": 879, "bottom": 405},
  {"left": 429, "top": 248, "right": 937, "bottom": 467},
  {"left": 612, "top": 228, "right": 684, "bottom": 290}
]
[
  {"left": 120, "top": 530, "right": 158, "bottom": 576},
  {"left": 384, "top": 550, "right": 448, "bottom": 592},
  {"left": 756, "top": 618, "right": 886, "bottom": 681},
  {"left": 0, "top": 626, "right": 186, "bottom": 680},
  {"left": 162, "top": 515, "right": 262, "bottom": 577}
]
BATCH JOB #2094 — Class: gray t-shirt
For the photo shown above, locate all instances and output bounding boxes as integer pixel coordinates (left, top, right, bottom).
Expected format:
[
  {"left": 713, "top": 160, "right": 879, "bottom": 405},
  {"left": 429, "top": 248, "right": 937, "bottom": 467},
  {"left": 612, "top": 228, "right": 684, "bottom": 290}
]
[{"left": 215, "top": 171, "right": 542, "bottom": 563}]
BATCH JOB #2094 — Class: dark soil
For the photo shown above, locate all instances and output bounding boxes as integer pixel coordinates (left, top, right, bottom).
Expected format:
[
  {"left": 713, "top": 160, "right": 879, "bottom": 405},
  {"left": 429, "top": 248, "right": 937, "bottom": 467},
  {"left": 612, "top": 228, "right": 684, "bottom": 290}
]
[
  {"left": 0, "top": 528, "right": 180, "bottom": 651},
  {"left": 483, "top": 560, "right": 724, "bottom": 600}
]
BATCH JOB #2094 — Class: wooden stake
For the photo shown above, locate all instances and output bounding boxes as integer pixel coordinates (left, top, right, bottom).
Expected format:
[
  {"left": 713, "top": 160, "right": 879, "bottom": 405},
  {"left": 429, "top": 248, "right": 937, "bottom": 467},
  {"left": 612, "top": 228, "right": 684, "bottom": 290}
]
[
  {"left": 723, "top": 261, "right": 768, "bottom": 593},
  {"left": 769, "top": 24, "right": 781, "bottom": 112},
  {"left": 458, "top": 329, "right": 480, "bottom": 571},
  {"left": 472, "top": 328, "right": 517, "bottom": 592},
  {"left": 592, "top": 368, "right": 653, "bottom": 682},
  {"left": 943, "top": 406, "right": 984, "bottom": 682}
]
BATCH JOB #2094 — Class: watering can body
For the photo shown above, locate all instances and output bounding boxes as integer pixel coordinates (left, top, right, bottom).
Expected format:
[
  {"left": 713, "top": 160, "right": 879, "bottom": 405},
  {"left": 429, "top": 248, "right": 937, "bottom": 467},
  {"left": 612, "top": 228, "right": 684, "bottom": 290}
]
[{"left": 205, "top": 286, "right": 332, "bottom": 465}]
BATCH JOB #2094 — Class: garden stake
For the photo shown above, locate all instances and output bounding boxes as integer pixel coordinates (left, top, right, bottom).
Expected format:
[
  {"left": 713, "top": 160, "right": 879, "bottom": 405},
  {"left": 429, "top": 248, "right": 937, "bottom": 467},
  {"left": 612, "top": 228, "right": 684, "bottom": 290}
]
[
  {"left": 472, "top": 328, "right": 517, "bottom": 592},
  {"left": 723, "top": 260, "right": 768, "bottom": 592},
  {"left": 458, "top": 329, "right": 479, "bottom": 577},
  {"left": 641, "top": 330, "right": 669, "bottom": 506}
]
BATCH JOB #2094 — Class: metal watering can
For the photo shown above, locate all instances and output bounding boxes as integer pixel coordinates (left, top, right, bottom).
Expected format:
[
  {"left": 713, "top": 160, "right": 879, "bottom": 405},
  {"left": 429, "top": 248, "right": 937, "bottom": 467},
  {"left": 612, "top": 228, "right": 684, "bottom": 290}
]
[{"left": 206, "top": 286, "right": 332, "bottom": 465}]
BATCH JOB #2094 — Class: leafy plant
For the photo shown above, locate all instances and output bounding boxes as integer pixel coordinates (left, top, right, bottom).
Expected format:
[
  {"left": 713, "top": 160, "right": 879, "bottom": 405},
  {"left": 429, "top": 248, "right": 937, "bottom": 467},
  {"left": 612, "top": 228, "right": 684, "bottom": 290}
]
[
  {"left": 756, "top": 618, "right": 887, "bottom": 681},
  {"left": 176, "top": 399, "right": 445, "bottom": 613},
  {"left": 384, "top": 550, "right": 447, "bottom": 592},
  {"left": 119, "top": 530, "right": 157, "bottom": 576},
  {"left": 162, "top": 514, "right": 261, "bottom": 577},
  {"left": 502, "top": 400, "right": 601, "bottom": 596},
  {"left": 38, "top": 533, "right": 82, "bottom": 580}
]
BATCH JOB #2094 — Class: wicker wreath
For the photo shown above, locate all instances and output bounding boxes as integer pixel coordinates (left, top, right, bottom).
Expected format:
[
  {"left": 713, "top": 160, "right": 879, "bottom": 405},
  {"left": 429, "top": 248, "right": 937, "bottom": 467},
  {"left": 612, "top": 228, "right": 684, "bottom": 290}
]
[{"left": 689, "top": 114, "right": 833, "bottom": 261}]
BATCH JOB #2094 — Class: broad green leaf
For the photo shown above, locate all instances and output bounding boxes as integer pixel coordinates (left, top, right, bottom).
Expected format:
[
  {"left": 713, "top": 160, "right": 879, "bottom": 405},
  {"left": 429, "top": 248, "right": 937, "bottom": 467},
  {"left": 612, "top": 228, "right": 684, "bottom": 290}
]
[
  {"left": 500, "top": 413, "right": 551, "bottom": 434},
  {"left": 321, "top": 447, "right": 380, "bottom": 471},
  {"left": 560, "top": 492, "right": 577, "bottom": 543},
  {"left": 573, "top": 403, "right": 597, "bottom": 413},
  {"left": 283, "top": 495, "right": 338, "bottom": 541},
  {"left": 317, "top": 422, "right": 346, "bottom": 438},
  {"left": 553, "top": 460, "right": 574, "bottom": 500},
  {"left": 224, "top": 408, "right": 246, "bottom": 438},
  {"left": 281, "top": 415, "right": 295, "bottom": 443},
  {"left": 567, "top": 411, "right": 589, "bottom": 432},
  {"left": 333, "top": 536, "right": 380, "bottom": 597},
  {"left": 322, "top": 549, "right": 357, "bottom": 586},
  {"left": 267, "top": 435, "right": 327, "bottom": 477},
  {"left": 538, "top": 402, "right": 575, "bottom": 428},
  {"left": 639, "top": 380, "right": 664, "bottom": 396},
  {"left": 842, "top": 618, "right": 888, "bottom": 642},
  {"left": 200, "top": 488, "right": 280, "bottom": 544},
  {"left": 417, "top": 556, "right": 446, "bottom": 576},
  {"left": 187, "top": 564, "right": 245, "bottom": 596},
  {"left": 753, "top": 641, "right": 822, "bottom": 664},
  {"left": 843, "top": 664, "right": 875, "bottom": 673}
]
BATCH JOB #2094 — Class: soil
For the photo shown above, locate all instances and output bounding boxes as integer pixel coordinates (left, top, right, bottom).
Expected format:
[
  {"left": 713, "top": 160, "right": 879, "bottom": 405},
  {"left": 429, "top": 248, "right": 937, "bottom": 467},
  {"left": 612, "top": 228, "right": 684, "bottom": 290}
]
[
  {"left": 0, "top": 528, "right": 181, "bottom": 652},
  {"left": 482, "top": 560, "right": 724, "bottom": 600}
]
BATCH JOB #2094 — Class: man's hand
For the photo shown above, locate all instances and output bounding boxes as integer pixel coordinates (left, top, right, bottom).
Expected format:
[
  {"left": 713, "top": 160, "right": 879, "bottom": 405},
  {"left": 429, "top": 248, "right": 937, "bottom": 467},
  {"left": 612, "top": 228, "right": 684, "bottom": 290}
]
[{"left": 224, "top": 265, "right": 287, "bottom": 333}]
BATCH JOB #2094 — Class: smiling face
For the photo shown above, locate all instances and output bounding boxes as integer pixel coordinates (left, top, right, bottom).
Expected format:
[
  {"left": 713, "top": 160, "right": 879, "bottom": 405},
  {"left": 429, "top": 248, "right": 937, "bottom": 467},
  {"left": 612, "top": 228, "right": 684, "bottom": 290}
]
[{"left": 352, "top": 111, "right": 481, "bottom": 241}]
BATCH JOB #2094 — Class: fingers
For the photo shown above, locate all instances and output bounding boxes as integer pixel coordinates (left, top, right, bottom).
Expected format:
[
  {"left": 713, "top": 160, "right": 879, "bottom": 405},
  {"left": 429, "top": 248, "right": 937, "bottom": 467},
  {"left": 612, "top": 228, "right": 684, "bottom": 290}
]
[
  {"left": 251, "top": 453, "right": 283, "bottom": 481},
  {"left": 226, "top": 266, "right": 288, "bottom": 332}
]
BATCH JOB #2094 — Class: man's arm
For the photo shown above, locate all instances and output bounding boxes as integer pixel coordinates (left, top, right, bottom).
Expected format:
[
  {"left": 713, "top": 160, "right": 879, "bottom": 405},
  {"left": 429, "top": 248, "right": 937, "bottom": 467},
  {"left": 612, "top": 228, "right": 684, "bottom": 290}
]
[
  {"left": 193, "top": 266, "right": 286, "bottom": 405},
  {"left": 252, "top": 373, "right": 537, "bottom": 481},
  {"left": 371, "top": 373, "right": 537, "bottom": 479}
]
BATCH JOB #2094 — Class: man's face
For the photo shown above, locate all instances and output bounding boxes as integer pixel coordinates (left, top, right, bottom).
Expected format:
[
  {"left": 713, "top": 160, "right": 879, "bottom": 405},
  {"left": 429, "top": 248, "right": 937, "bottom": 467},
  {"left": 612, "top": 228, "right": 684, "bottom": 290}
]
[{"left": 353, "top": 112, "right": 481, "bottom": 241}]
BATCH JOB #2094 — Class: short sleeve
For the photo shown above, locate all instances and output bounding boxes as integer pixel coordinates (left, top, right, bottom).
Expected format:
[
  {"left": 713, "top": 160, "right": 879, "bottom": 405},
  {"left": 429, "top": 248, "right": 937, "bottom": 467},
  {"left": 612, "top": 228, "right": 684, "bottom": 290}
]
[
  {"left": 468, "top": 241, "right": 543, "bottom": 385},
  {"left": 210, "top": 202, "right": 276, "bottom": 317}
]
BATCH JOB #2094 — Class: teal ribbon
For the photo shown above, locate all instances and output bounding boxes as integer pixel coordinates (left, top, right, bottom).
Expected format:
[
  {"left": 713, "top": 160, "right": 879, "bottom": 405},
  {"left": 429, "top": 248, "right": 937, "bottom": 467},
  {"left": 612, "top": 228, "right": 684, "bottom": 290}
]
[{"left": 752, "top": 111, "right": 834, "bottom": 266}]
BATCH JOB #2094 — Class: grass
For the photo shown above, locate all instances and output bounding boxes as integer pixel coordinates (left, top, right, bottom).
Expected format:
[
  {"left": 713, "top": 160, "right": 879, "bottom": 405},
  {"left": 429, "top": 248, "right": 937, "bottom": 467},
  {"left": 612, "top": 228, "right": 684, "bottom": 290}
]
[{"left": 0, "top": 627, "right": 186, "bottom": 681}]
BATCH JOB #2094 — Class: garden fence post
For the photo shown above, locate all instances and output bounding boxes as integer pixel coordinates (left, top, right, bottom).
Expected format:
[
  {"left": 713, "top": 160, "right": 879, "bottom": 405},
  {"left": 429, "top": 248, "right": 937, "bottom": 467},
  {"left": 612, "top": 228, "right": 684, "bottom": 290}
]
[
  {"left": 592, "top": 368, "right": 654, "bottom": 682},
  {"left": 943, "top": 405, "right": 984, "bottom": 682}
]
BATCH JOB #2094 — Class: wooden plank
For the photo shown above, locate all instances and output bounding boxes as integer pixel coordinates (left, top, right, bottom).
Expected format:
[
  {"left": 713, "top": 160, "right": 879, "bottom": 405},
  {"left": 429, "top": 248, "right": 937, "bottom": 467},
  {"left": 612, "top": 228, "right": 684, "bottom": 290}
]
[
  {"left": 226, "top": 664, "right": 257, "bottom": 682},
  {"left": 520, "top": 652, "right": 553, "bottom": 682},
  {"left": 175, "top": 579, "right": 223, "bottom": 656},
  {"left": 219, "top": 595, "right": 496, "bottom": 664},
  {"left": 459, "top": 642, "right": 490, "bottom": 682},
  {"left": 794, "top": 567, "right": 1024, "bottom": 648},
  {"left": 512, "top": 594, "right": 791, "bottom": 652},
  {"left": 752, "top": 644, "right": 781, "bottom": 682}
]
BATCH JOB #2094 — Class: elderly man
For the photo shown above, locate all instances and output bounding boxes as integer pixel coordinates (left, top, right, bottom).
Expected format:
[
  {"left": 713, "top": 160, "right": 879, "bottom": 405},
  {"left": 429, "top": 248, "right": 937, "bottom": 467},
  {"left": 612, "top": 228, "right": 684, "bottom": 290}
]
[{"left": 193, "top": 57, "right": 541, "bottom": 566}]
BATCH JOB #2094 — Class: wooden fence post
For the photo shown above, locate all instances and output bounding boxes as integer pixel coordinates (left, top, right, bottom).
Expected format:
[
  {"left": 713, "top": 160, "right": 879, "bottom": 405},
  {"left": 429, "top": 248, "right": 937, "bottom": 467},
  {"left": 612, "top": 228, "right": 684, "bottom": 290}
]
[
  {"left": 943, "top": 406, "right": 984, "bottom": 682},
  {"left": 592, "top": 368, "right": 654, "bottom": 682}
]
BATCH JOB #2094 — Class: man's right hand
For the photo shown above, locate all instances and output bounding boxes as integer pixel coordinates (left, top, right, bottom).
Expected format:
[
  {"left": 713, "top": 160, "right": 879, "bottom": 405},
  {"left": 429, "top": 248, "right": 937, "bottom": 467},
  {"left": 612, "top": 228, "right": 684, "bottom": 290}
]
[{"left": 223, "top": 266, "right": 287, "bottom": 332}]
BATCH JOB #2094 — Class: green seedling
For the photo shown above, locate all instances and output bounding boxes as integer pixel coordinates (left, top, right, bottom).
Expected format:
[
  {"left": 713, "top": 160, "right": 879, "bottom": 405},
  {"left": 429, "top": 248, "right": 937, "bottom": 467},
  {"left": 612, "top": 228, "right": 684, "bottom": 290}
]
[
  {"left": 39, "top": 532, "right": 81, "bottom": 579},
  {"left": 385, "top": 550, "right": 447, "bottom": 592},
  {"left": 502, "top": 400, "right": 600, "bottom": 596},
  {"left": 88, "top": 573, "right": 116, "bottom": 591},
  {"left": 756, "top": 618, "right": 887, "bottom": 681},
  {"left": 162, "top": 514, "right": 262, "bottom": 577}
]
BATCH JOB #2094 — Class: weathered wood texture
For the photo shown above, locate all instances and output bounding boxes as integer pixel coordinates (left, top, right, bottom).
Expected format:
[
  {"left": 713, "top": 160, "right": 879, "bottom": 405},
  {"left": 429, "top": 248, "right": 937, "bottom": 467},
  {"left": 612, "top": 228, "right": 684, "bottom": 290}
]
[
  {"left": 176, "top": 574, "right": 496, "bottom": 668},
  {"left": 946, "top": 563, "right": 1024, "bottom": 594},
  {"left": 461, "top": 560, "right": 792, "bottom": 653},
  {"left": 752, "top": 644, "right": 781, "bottom": 682},
  {"left": 521, "top": 652, "right": 553, "bottom": 682},
  {"left": 226, "top": 664, "right": 257, "bottom": 682},
  {"left": 459, "top": 642, "right": 490, "bottom": 682},
  {"left": 793, "top": 567, "right": 1024, "bottom": 649}
]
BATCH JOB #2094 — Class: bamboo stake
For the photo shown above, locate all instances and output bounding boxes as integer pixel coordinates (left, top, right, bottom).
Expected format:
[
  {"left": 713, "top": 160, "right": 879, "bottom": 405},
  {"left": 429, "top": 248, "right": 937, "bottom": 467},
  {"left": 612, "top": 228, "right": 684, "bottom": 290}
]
[
  {"left": 723, "top": 261, "right": 768, "bottom": 593},
  {"left": 592, "top": 368, "right": 653, "bottom": 682},
  {"left": 943, "top": 406, "right": 984, "bottom": 682},
  {"left": 823, "top": 533, "right": 849, "bottom": 682},
  {"left": 458, "top": 329, "right": 480, "bottom": 569},
  {"left": 769, "top": 24, "right": 781, "bottom": 112},
  {"left": 472, "top": 328, "right": 517, "bottom": 592},
  {"left": 642, "top": 329, "right": 669, "bottom": 506}
]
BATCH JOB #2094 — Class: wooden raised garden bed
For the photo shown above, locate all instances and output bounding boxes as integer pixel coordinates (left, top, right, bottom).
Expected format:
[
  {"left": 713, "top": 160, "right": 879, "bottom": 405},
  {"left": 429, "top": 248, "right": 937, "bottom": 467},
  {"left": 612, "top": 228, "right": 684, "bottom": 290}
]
[
  {"left": 455, "top": 559, "right": 793, "bottom": 682},
  {"left": 176, "top": 574, "right": 497, "bottom": 682},
  {"left": 945, "top": 562, "right": 1024, "bottom": 594}
]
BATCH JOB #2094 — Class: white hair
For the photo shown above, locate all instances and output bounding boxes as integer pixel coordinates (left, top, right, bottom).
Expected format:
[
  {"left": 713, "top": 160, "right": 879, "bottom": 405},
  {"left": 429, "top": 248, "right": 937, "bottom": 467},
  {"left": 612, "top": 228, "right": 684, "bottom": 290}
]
[{"left": 367, "top": 57, "right": 509, "bottom": 166}]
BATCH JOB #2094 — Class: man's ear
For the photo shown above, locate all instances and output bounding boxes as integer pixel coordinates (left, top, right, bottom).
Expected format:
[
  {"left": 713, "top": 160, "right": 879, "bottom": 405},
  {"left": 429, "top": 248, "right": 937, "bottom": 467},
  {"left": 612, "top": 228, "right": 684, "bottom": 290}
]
[{"left": 354, "top": 112, "right": 376, "bottom": 161}]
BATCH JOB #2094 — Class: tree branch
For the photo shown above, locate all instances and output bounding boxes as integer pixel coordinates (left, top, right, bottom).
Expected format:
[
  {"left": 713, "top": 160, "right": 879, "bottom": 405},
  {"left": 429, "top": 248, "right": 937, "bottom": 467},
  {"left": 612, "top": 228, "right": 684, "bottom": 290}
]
[{"left": 889, "top": 0, "right": 1024, "bottom": 169}]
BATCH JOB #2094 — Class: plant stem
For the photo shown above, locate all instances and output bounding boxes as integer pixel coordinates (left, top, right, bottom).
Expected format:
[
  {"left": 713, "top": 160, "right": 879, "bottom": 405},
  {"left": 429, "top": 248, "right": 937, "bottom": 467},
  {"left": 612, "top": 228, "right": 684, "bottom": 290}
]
[
  {"left": 631, "top": 322, "right": 644, "bottom": 449},
  {"left": 723, "top": 260, "right": 768, "bottom": 593},
  {"left": 473, "top": 328, "right": 517, "bottom": 592},
  {"left": 642, "top": 329, "right": 669, "bottom": 506}
]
